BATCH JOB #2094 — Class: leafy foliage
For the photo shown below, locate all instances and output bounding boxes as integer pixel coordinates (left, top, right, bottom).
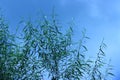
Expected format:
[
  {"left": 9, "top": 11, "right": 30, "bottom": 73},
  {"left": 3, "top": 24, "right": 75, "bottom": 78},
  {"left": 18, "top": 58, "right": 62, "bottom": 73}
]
[{"left": 0, "top": 13, "right": 114, "bottom": 80}]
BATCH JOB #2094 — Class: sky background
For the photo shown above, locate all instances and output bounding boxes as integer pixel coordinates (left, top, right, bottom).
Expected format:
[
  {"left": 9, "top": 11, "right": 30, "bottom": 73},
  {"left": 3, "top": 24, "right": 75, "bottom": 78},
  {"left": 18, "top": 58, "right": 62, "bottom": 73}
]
[{"left": 0, "top": 0, "right": 120, "bottom": 79}]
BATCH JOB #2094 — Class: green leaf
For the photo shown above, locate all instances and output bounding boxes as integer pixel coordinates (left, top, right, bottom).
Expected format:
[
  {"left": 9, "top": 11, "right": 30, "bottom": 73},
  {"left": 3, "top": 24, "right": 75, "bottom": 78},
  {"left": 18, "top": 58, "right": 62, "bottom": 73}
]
[{"left": 108, "top": 72, "right": 115, "bottom": 76}]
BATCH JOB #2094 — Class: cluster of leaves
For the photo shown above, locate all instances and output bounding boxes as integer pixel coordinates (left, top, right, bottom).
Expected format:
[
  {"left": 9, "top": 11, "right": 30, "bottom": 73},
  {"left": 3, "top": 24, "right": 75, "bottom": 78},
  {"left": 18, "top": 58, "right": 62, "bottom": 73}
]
[
  {"left": 0, "top": 13, "right": 114, "bottom": 80},
  {"left": 0, "top": 15, "right": 17, "bottom": 80}
]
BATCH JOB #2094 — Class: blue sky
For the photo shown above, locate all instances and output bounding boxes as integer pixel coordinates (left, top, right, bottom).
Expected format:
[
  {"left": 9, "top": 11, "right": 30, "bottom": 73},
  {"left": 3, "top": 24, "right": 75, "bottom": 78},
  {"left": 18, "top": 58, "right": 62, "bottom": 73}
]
[{"left": 0, "top": 0, "right": 120, "bottom": 79}]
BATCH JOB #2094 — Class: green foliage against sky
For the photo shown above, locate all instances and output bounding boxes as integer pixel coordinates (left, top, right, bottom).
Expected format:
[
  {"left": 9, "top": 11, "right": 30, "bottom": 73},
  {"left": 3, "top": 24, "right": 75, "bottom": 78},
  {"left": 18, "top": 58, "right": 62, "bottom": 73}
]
[{"left": 0, "top": 13, "right": 114, "bottom": 80}]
